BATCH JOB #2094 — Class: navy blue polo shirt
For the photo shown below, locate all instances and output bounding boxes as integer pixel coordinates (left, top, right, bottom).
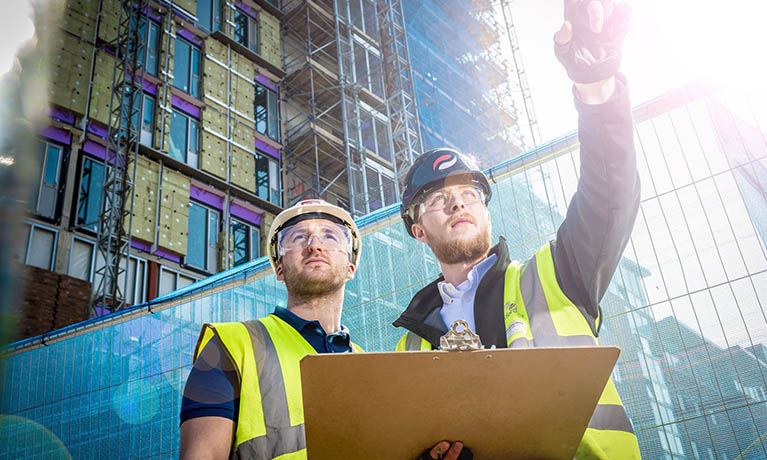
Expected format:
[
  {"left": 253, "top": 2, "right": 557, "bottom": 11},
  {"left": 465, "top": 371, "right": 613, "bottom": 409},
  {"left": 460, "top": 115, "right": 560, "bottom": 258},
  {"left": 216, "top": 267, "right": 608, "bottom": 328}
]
[{"left": 180, "top": 307, "right": 352, "bottom": 424}]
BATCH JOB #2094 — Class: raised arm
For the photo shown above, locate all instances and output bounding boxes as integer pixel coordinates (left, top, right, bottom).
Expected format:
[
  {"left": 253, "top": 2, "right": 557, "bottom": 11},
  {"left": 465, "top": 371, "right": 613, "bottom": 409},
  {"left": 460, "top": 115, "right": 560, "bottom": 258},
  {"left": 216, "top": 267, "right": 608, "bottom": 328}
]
[{"left": 551, "top": 0, "right": 640, "bottom": 329}]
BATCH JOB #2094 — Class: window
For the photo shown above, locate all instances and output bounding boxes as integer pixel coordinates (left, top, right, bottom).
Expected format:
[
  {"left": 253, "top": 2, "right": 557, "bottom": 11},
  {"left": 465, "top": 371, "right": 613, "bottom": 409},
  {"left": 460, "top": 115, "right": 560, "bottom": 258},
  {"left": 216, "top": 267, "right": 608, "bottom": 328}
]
[
  {"left": 14, "top": 223, "right": 58, "bottom": 270},
  {"left": 230, "top": 218, "right": 259, "bottom": 267},
  {"left": 93, "top": 252, "right": 148, "bottom": 305},
  {"left": 124, "top": 93, "right": 155, "bottom": 147},
  {"left": 138, "top": 18, "right": 160, "bottom": 76},
  {"left": 68, "top": 237, "right": 96, "bottom": 281},
  {"left": 76, "top": 156, "right": 105, "bottom": 232},
  {"left": 254, "top": 83, "right": 279, "bottom": 141},
  {"left": 158, "top": 266, "right": 197, "bottom": 297},
  {"left": 169, "top": 110, "right": 200, "bottom": 167},
  {"left": 173, "top": 37, "right": 200, "bottom": 98},
  {"left": 186, "top": 202, "right": 219, "bottom": 273},
  {"left": 359, "top": 110, "right": 391, "bottom": 162},
  {"left": 233, "top": 8, "right": 258, "bottom": 53},
  {"left": 197, "top": 0, "right": 221, "bottom": 33},
  {"left": 255, "top": 152, "right": 280, "bottom": 206},
  {"left": 30, "top": 140, "right": 64, "bottom": 219}
]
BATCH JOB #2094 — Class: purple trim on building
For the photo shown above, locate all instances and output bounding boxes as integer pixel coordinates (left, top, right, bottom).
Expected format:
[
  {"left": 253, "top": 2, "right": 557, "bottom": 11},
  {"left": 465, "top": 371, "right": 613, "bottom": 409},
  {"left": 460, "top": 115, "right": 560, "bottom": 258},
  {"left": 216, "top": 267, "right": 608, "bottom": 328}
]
[
  {"left": 171, "top": 95, "right": 201, "bottom": 119},
  {"left": 41, "top": 126, "right": 71, "bottom": 145},
  {"left": 131, "top": 240, "right": 152, "bottom": 252},
  {"left": 101, "top": 46, "right": 116, "bottom": 56},
  {"left": 255, "top": 75, "right": 278, "bottom": 92},
  {"left": 255, "top": 139, "right": 280, "bottom": 159},
  {"left": 190, "top": 185, "right": 225, "bottom": 209},
  {"left": 231, "top": 203, "right": 263, "bottom": 226},
  {"left": 143, "top": 79, "right": 158, "bottom": 96},
  {"left": 88, "top": 123, "right": 109, "bottom": 140},
  {"left": 83, "top": 141, "right": 106, "bottom": 160},
  {"left": 48, "top": 108, "right": 75, "bottom": 124},
  {"left": 177, "top": 27, "right": 202, "bottom": 46},
  {"left": 235, "top": 2, "right": 259, "bottom": 20},
  {"left": 141, "top": 6, "right": 162, "bottom": 23},
  {"left": 154, "top": 249, "right": 181, "bottom": 263}
]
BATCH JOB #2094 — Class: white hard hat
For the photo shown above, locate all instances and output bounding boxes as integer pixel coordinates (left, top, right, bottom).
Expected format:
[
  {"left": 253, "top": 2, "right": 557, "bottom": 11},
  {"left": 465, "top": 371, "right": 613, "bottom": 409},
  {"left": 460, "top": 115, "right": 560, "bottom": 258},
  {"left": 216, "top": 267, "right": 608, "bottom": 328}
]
[{"left": 266, "top": 199, "right": 361, "bottom": 273}]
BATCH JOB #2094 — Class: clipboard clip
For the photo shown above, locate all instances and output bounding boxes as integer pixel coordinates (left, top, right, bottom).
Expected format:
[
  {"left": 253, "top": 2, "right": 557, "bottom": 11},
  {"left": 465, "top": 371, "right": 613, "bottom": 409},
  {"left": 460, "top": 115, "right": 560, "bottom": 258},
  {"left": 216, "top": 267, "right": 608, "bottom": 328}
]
[{"left": 439, "top": 320, "right": 484, "bottom": 351}]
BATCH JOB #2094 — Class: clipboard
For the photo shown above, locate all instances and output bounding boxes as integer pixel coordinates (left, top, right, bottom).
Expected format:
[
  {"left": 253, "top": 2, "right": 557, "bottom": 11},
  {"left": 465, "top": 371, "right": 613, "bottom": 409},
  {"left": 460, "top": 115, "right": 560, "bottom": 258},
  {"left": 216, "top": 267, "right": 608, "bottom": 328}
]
[{"left": 300, "top": 345, "right": 620, "bottom": 460}]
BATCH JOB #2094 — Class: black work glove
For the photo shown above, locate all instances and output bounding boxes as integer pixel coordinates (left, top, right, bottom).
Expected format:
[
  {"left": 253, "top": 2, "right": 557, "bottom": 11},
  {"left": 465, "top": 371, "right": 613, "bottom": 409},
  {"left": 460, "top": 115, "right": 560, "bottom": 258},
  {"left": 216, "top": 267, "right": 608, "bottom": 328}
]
[
  {"left": 554, "top": 0, "right": 631, "bottom": 83},
  {"left": 417, "top": 445, "right": 474, "bottom": 460}
]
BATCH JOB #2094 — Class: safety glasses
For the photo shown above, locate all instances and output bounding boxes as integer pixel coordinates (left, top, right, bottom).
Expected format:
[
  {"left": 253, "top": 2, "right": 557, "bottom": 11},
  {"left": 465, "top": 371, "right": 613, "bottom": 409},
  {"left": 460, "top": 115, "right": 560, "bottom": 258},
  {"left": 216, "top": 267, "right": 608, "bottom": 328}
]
[
  {"left": 277, "top": 221, "right": 352, "bottom": 256},
  {"left": 417, "top": 185, "right": 485, "bottom": 218}
]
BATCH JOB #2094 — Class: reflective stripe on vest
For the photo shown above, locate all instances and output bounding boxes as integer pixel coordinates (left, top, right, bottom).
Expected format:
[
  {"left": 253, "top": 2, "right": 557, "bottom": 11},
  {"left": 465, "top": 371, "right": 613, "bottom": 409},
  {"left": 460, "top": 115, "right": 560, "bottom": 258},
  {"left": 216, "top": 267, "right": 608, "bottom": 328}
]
[
  {"left": 396, "top": 243, "right": 641, "bottom": 459},
  {"left": 193, "top": 315, "right": 363, "bottom": 460}
]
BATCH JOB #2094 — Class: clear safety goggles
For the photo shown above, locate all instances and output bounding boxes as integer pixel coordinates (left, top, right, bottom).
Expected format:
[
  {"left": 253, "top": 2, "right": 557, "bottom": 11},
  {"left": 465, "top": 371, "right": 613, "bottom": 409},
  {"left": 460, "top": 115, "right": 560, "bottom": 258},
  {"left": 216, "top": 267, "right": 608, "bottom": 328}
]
[
  {"left": 277, "top": 221, "right": 352, "bottom": 256},
  {"left": 417, "top": 185, "right": 485, "bottom": 217}
]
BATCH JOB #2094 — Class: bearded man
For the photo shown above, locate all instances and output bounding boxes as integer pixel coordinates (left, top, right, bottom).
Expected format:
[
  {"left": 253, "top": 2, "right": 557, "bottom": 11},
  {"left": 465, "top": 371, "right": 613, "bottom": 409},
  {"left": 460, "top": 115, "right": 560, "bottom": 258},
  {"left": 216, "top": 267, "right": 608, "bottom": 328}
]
[
  {"left": 179, "top": 199, "right": 363, "bottom": 460},
  {"left": 396, "top": 1, "right": 642, "bottom": 459}
]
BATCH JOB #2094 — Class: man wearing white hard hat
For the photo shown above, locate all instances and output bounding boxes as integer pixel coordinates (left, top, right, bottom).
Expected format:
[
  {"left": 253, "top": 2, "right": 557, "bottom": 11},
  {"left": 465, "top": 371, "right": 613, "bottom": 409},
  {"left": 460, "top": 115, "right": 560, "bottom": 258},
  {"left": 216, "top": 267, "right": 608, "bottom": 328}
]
[{"left": 179, "top": 199, "right": 362, "bottom": 460}]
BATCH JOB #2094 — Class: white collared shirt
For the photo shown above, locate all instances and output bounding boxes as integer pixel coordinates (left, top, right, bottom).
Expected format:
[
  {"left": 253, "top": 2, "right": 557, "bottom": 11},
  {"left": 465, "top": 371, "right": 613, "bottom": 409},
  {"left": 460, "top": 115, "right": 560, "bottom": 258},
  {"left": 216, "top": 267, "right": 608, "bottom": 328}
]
[{"left": 438, "top": 254, "right": 497, "bottom": 333}]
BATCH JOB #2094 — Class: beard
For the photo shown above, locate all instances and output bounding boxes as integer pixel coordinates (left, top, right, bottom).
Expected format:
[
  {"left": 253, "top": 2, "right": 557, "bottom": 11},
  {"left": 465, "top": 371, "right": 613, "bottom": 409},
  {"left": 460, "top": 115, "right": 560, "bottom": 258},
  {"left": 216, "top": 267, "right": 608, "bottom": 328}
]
[
  {"left": 282, "top": 254, "right": 348, "bottom": 299},
  {"left": 425, "top": 218, "right": 492, "bottom": 265}
]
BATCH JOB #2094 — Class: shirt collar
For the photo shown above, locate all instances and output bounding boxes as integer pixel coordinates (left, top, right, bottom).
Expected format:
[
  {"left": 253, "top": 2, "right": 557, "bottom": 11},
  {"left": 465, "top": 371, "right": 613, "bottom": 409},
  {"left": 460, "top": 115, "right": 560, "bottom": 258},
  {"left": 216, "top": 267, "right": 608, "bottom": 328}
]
[
  {"left": 272, "top": 307, "right": 350, "bottom": 338},
  {"left": 437, "top": 253, "right": 497, "bottom": 305}
]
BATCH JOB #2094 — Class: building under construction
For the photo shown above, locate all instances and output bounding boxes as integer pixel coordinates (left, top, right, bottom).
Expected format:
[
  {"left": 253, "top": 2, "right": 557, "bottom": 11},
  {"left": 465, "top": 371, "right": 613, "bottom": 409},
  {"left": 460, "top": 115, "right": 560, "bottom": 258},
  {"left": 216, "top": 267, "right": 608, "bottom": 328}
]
[{"left": 14, "top": 0, "right": 535, "bottom": 338}]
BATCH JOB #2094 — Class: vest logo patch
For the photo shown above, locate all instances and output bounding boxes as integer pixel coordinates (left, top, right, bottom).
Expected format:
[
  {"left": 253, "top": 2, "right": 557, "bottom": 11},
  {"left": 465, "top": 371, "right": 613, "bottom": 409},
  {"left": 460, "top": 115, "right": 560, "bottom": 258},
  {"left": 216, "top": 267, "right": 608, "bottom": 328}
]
[
  {"left": 507, "top": 319, "right": 527, "bottom": 338},
  {"left": 504, "top": 302, "right": 525, "bottom": 320}
]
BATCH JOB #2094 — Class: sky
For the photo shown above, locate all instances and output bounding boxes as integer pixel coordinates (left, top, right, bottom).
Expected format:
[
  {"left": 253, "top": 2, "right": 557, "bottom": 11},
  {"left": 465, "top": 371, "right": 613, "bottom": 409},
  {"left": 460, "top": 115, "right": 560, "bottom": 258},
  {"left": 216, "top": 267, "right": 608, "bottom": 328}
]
[
  {"left": 0, "top": 0, "right": 764, "bottom": 141},
  {"left": 510, "top": 0, "right": 767, "bottom": 143}
]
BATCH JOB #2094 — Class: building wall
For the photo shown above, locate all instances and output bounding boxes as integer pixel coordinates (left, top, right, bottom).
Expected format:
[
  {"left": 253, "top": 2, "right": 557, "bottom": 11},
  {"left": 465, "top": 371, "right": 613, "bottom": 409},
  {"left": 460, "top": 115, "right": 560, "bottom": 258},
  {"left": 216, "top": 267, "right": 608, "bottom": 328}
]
[
  {"left": 3, "top": 83, "right": 767, "bottom": 459},
  {"left": 18, "top": 0, "right": 286, "bottom": 324}
]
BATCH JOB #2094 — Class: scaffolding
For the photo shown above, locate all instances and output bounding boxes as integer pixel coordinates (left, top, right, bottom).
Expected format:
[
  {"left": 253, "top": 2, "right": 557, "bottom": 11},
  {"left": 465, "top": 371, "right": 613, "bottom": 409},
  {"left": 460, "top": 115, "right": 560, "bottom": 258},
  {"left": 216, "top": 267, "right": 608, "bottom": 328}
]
[
  {"left": 92, "top": 0, "right": 148, "bottom": 315},
  {"left": 282, "top": 0, "right": 401, "bottom": 216}
]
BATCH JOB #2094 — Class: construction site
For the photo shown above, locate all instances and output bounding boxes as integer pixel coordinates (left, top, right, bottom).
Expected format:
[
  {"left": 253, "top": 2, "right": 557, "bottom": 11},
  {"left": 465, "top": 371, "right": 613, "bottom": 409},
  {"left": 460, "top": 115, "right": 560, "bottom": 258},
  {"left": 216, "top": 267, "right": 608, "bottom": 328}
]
[{"left": 2, "top": 0, "right": 767, "bottom": 459}]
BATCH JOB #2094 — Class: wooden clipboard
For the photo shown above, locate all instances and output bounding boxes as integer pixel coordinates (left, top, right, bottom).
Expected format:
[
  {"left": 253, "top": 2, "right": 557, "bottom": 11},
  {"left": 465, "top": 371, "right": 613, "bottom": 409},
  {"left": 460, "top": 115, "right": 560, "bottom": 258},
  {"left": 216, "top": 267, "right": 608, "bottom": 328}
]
[{"left": 300, "top": 346, "right": 620, "bottom": 460}]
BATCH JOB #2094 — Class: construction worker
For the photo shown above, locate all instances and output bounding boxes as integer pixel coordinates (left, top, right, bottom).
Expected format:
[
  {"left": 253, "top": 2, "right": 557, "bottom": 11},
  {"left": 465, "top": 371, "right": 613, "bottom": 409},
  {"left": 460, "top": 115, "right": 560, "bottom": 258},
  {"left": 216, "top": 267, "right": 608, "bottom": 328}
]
[
  {"left": 178, "top": 199, "right": 362, "bottom": 460},
  {"left": 399, "top": 1, "right": 641, "bottom": 459}
]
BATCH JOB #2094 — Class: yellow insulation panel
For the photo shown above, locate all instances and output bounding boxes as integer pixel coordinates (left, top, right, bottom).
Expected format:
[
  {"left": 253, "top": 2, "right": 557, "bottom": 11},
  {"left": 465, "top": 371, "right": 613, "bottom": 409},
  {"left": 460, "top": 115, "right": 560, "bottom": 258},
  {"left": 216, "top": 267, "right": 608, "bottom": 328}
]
[
  {"left": 159, "top": 169, "right": 190, "bottom": 255},
  {"left": 126, "top": 156, "right": 160, "bottom": 244},
  {"left": 98, "top": 0, "right": 120, "bottom": 43},
  {"left": 200, "top": 130, "right": 228, "bottom": 179},
  {"left": 259, "top": 213, "right": 274, "bottom": 257},
  {"left": 232, "top": 116, "right": 254, "bottom": 150},
  {"left": 230, "top": 146, "right": 255, "bottom": 193},
  {"left": 203, "top": 59, "right": 228, "bottom": 104},
  {"left": 205, "top": 37, "right": 228, "bottom": 64},
  {"left": 176, "top": 0, "right": 197, "bottom": 16},
  {"left": 259, "top": 11, "right": 281, "bottom": 68},
  {"left": 231, "top": 75, "right": 255, "bottom": 117},
  {"left": 88, "top": 50, "right": 117, "bottom": 126},
  {"left": 232, "top": 51, "right": 254, "bottom": 80},
  {"left": 50, "top": 34, "right": 93, "bottom": 114},
  {"left": 202, "top": 102, "right": 228, "bottom": 137}
]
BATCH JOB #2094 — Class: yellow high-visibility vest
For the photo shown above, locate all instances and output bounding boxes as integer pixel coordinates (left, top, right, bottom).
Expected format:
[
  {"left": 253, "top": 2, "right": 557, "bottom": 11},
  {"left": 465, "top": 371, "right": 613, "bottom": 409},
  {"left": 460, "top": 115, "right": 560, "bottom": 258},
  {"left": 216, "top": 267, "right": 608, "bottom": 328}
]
[
  {"left": 194, "top": 314, "right": 363, "bottom": 459},
  {"left": 396, "top": 243, "right": 642, "bottom": 460}
]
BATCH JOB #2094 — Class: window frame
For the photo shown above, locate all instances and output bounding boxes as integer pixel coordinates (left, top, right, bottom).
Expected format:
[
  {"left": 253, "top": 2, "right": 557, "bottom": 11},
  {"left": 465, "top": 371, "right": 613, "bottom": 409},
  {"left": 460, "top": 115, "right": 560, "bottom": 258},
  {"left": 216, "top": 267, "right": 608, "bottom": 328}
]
[
  {"left": 75, "top": 154, "right": 106, "bottom": 233},
  {"left": 19, "top": 222, "right": 59, "bottom": 271},
  {"left": 230, "top": 218, "right": 260, "bottom": 267},
  {"left": 173, "top": 37, "right": 201, "bottom": 98},
  {"left": 233, "top": 8, "right": 259, "bottom": 53},
  {"left": 186, "top": 201, "right": 220, "bottom": 273},
  {"left": 31, "top": 139, "right": 65, "bottom": 219},
  {"left": 254, "top": 151, "right": 281, "bottom": 206},
  {"left": 67, "top": 235, "right": 97, "bottom": 282},
  {"left": 196, "top": 0, "right": 222, "bottom": 33},
  {"left": 138, "top": 18, "right": 161, "bottom": 76},
  {"left": 169, "top": 109, "right": 200, "bottom": 168},
  {"left": 92, "top": 250, "right": 149, "bottom": 306},
  {"left": 254, "top": 83, "right": 280, "bottom": 142},
  {"left": 158, "top": 265, "right": 198, "bottom": 297}
]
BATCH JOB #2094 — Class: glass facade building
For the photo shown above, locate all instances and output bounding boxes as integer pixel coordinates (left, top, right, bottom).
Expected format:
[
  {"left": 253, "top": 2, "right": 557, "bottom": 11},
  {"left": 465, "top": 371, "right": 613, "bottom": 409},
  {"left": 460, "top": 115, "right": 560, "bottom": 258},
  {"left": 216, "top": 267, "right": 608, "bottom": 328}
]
[{"left": 2, "top": 83, "right": 767, "bottom": 459}]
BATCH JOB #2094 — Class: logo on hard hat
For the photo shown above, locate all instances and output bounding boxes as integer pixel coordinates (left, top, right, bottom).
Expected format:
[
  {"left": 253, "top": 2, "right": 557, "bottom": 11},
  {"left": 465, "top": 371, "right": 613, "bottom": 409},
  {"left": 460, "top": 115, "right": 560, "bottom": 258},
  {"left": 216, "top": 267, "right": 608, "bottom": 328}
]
[{"left": 432, "top": 154, "right": 457, "bottom": 171}]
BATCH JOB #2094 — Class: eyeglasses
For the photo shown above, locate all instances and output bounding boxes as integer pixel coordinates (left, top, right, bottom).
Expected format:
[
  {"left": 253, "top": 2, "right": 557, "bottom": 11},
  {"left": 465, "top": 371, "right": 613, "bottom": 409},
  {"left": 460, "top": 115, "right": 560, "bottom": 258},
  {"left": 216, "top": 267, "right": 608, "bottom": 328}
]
[
  {"left": 417, "top": 186, "right": 484, "bottom": 217},
  {"left": 278, "top": 221, "right": 352, "bottom": 255}
]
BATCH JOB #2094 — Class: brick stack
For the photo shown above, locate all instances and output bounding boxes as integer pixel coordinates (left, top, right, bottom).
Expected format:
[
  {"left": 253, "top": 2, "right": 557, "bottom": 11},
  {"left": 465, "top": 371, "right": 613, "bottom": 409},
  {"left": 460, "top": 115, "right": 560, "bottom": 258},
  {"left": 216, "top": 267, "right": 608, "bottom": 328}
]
[{"left": 12, "top": 265, "right": 92, "bottom": 342}]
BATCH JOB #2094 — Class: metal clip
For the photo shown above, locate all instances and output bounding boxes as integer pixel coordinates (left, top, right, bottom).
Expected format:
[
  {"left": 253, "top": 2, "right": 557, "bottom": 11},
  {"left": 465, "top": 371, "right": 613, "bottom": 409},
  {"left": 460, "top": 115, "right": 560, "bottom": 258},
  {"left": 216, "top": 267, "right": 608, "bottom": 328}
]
[{"left": 439, "top": 320, "right": 484, "bottom": 351}]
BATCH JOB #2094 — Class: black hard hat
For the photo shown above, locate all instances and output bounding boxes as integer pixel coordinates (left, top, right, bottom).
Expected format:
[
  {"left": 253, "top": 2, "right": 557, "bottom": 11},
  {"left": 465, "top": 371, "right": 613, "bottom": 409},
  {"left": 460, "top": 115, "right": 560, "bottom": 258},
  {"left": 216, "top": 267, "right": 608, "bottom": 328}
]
[{"left": 399, "top": 148, "right": 492, "bottom": 237}]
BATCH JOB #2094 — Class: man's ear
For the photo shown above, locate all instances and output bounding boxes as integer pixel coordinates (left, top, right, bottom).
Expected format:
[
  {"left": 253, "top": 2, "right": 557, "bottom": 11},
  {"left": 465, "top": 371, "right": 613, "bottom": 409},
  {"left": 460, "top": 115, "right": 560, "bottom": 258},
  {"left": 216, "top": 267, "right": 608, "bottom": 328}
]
[
  {"left": 412, "top": 222, "right": 428, "bottom": 244},
  {"left": 275, "top": 262, "right": 285, "bottom": 281},
  {"left": 346, "top": 262, "right": 356, "bottom": 280}
]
